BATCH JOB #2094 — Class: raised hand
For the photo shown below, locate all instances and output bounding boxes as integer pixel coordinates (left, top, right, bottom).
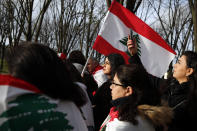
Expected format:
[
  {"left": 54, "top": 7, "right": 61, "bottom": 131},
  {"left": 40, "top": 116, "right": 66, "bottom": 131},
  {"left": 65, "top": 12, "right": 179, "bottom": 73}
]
[{"left": 127, "top": 35, "right": 137, "bottom": 56}]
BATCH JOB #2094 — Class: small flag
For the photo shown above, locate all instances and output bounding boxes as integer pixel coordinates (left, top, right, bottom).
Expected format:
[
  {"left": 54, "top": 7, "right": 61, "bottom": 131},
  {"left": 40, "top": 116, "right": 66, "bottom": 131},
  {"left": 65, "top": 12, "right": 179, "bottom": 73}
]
[{"left": 92, "top": 66, "right": 108, "bottom": 88}]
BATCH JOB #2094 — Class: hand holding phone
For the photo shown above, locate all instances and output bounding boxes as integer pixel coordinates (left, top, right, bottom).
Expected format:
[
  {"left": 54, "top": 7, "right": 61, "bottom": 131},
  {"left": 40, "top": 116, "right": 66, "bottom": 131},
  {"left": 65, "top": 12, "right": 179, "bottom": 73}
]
[{"left": 127, "top": 34, "right": 137, "bottom": 56}]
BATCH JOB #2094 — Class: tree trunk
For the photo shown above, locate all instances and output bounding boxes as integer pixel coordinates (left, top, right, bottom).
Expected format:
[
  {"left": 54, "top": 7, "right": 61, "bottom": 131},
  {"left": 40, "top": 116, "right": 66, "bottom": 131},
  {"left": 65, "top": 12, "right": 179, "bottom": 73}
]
[
  {"left": 106, "top": 0, "right": 111, "bottom": 8},
  {"left": 189, "top": 0, "right": 197, "bottom": 51},
  {"left": 34, "top": 0, "right": 52, "bottom": 42}
]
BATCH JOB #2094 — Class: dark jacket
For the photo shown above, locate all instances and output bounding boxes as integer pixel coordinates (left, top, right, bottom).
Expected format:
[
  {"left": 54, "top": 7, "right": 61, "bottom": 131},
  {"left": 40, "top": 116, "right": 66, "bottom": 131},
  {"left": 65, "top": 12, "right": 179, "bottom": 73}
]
[
  {"left": 83, "top": 73, "right": 98, "bottom": 103},
  {"left": 164, "top": 80, "right": 192, "bottom": 131},
  {"left": 129, "top": 54, "right": 195, "bottom": 131},
  {"left": 93, "top": 80, "right": 112, "bottom": 131}
]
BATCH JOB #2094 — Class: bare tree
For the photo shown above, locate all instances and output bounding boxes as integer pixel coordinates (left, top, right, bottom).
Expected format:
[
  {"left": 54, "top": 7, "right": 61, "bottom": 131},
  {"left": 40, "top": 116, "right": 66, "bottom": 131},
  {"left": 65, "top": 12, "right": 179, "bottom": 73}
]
[
  {"left": 0, "top": 1, "right": 8, "bottom": 71},
  {"left": 0, "top": 0, "right": 25, "bottom": 46},
  {"left": 148, "top": 0, "right": 192, "bottom": 58},
  {"left": 0, "top": 0, "right": 144, "bottom": 64},
  {"left": 38, "top": 13, "right": 55, "bottom": 47},
  {"left": 44, "top": 0, "right": 106, "bottom": 60},
  {"left": 82, "top": 0, "right": 106, "bottom": 58},
  {"left": 1, "top": 0, "right": 52, "bottom": 44},
  {"left": 48, "top": 0, "right": 84, "bottom": 53},
  {"left": 188, "top": 0, "right": 197, "bottom": 51},
  {"left": 106, "top": 0, "right": 142, "bottom": 13}
]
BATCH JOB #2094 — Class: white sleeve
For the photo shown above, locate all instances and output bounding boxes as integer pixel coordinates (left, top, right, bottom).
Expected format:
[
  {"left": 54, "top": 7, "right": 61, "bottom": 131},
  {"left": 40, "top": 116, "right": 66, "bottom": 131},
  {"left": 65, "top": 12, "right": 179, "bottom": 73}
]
[
  {"left": 105, "top": 117, "right": 155, "bottom": 131},
  {"left": 105, "top": 118, "right": 134, "bottom": 131}
]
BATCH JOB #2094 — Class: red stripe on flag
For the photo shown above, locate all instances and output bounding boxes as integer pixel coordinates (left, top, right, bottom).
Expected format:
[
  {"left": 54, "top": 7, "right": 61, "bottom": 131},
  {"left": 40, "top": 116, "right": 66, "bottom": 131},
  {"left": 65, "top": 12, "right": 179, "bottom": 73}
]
[
  {"left": 93, "top": 35, "right": 130, "bottom": 64},
  {"left": 109, "top": 1, "right": 176, "bottom": 55},
  {"left": 0, "top": 74, "right": 41, "bottom": 93}
]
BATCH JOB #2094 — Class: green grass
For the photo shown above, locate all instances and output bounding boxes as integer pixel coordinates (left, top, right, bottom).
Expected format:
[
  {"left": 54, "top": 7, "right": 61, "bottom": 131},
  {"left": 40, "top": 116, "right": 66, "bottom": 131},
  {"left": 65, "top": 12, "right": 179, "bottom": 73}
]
[{"left": 0, "top": 59, "right": 8, "bottom": 74}]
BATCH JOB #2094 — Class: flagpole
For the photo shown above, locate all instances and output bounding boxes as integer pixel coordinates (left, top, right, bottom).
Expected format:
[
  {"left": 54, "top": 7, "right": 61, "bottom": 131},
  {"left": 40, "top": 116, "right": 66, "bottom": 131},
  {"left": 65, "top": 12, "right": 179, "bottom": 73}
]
[{"left": 81, "top": 49, "right": 93, "bottom": 77}]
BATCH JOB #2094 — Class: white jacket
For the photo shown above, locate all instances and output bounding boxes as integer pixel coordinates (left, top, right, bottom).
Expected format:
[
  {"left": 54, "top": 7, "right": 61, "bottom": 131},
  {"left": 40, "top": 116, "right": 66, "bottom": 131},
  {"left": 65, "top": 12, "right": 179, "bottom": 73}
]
[
  {"left": 0, "top": 74, "right": 88, "bottom": 131},
  {"left": 105, "top": 117, "right": 155, "bottom": 131},
  {"left": 75, "top": 82, "right": 94, "bottom": 127}
]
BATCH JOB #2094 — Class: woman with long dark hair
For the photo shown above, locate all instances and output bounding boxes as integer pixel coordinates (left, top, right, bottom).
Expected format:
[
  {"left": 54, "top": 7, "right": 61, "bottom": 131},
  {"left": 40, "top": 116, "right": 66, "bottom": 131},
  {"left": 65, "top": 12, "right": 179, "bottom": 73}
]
[
  {"left": 0, "top": 42, "right": 88, "bottom": 131},
  {"left": 166, "top": 51, "right": 197, "bottom": 131},
  {"left": 100, "top": 64, "right": 172, "bottom": 131},
  {"left": 127, "top": 38, "right": 197, "bottom": 131},
  {"left": 93, "top": 53, "right": 125, "bottom": 131}
]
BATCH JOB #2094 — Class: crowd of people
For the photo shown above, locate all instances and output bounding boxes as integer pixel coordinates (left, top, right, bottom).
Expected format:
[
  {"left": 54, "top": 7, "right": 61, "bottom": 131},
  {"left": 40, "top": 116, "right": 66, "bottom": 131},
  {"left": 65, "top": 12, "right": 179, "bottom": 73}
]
[{"left": 0, "top": 38, "right": 197, "bottom": 131}]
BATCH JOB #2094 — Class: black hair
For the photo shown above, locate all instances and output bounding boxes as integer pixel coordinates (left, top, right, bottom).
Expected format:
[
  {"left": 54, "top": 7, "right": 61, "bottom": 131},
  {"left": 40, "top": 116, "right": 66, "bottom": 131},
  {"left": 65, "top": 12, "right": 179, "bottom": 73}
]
[
  {"left": 64, "top": 60, "right": 98, "bottom": 103},
  {"left": 5, "top": 42, "right": 87, "bottom": 107},
  {"left": 115, "top": 64, "right": 161, "bottom": 125},
  {"left": 67, "top": 50, "right": 86, "bottom": 65},
  {"left": 182, "top": 51, "right": 197, "bottom": 116},
  {"left": 106, "top": 53, "right": 125, "bottom": 79},
  {"left": 63, "top": 60, "right": 83, "bottom": 83}
]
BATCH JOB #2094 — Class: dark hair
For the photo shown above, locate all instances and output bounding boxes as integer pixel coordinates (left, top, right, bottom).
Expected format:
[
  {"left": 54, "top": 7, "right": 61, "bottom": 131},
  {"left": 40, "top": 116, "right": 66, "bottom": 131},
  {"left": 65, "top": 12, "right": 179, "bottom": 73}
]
[
  {"left": 115, "top": 64, "right": 161, "bottom": 124},
  {"left": 63, "top": 60, "right": 83, "bottom": 83},
  {"left": 182, "top": 51, "right": 197, "bottom": 116},
  {"left": 5, "top": 42, "right": 86, "bottom": 107},
  {"left": 68, "top": 50, "right": 86, "bottom": 65},
  {"left": 64, "top": 60, "right": 97, "bottom": 103},
  {"left": 106, "top": 53, "right": 125, "bottom": 79}
]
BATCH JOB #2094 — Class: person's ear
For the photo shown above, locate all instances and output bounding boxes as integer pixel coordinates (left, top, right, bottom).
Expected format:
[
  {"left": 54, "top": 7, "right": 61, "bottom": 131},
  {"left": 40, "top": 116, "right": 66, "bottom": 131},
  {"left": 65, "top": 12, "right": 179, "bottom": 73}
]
[
  {"left": 125, "top": 86, "right": 133, "bottom": 96},
  {"left": 186, "top": 68, "right": 194, "bottom": 77}
]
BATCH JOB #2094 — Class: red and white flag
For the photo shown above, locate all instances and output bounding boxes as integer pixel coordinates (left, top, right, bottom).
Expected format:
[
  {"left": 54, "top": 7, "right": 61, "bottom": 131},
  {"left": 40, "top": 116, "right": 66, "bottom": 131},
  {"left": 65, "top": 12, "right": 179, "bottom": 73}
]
[
  {"left": 0, "top": 74, "right": 88, "bottom": 131},
  {"left": 93, "top": 0, "right": 176, "bottom": 78},
  {"left": 92, "top": 66, "right": 108, "bottom": 88}
]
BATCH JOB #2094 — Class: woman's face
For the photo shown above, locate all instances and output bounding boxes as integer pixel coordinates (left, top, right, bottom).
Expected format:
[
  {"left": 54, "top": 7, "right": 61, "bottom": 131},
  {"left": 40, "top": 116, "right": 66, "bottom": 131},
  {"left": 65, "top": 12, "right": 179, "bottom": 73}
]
[
  {"left": 173, "top": 55, "right": 190, "bottom": 83},
  {"left": 110, "top": 74, "right": 128, "bottom": 100},
  {"left": 103, "top": 58, "right": 111, "bottom": 75}
]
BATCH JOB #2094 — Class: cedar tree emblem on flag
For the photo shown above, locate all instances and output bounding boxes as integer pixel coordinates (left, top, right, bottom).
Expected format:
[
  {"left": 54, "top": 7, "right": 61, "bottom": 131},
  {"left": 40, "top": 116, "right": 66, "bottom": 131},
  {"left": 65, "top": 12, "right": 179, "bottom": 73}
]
[
  {"left": 119, "top": 32, "right": 141, "bottom": 57},
  {"left": 93, "top": 0, "right": 176, "bottom": 77},
  {"left": 0, "top": 94, "right": 73, "bottom": 131}
]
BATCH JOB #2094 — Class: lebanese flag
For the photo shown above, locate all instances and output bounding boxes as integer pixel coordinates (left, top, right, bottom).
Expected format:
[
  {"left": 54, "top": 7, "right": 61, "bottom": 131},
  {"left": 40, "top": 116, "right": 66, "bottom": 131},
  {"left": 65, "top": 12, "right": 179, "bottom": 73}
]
[
  {"left": 93, "top": 0, "right": 176, "bottom": 78},
  {"left": 92, "top": 65, "right": 107, "bottom": 88},
  {"left": 0, "top": 74, "right": 88, "bottom": 131}
]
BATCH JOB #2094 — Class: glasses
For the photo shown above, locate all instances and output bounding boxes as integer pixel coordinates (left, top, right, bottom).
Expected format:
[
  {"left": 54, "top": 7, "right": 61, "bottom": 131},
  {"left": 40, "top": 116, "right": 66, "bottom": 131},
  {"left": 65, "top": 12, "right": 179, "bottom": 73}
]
[{"left": 110, "top": 81, "right": 125, "bottom": 87}]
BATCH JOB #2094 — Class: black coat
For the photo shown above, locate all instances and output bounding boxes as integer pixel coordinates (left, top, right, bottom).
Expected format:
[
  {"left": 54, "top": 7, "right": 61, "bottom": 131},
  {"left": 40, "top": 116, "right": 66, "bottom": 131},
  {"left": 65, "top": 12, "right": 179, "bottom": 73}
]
[
  {"left": 129, "top": 54, "right": 196, "bottom": 131},
  {"left": 93, "top": 81, "right": 112, "bottom": 131},
  {"left": 163, "top": 80, "right": 193, "bottom": 131}
]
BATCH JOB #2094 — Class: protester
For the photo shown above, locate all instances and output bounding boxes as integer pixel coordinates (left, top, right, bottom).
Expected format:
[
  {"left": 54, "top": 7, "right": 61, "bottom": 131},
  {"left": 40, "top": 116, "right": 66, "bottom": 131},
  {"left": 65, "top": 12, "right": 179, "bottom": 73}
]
[
  {"left": 67, "top": 50, "right": 98, "bottom": 103},
  {"left": 127, "top": 37, "right": 197, "bottom": 131},
  {"left": 100, "top": 64, "right": 172, "bottom": 131},
  {"left": 165, "top": 51, "right": 197, "bottom": 131},
  {"left": 68, "top": 50, "right": 86, "bottom": 66},
  {"left": 87, "top": 57, "right": 108, "bottom": 87},
  {"left": 93, "top": 53, "right": 125, "bottom": 131},
  {"left": 64, "top": 61, "right": 95, "bottom": 131},
  {"left": 0, "top": 42, "right": 88, "bottom": 131}
]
